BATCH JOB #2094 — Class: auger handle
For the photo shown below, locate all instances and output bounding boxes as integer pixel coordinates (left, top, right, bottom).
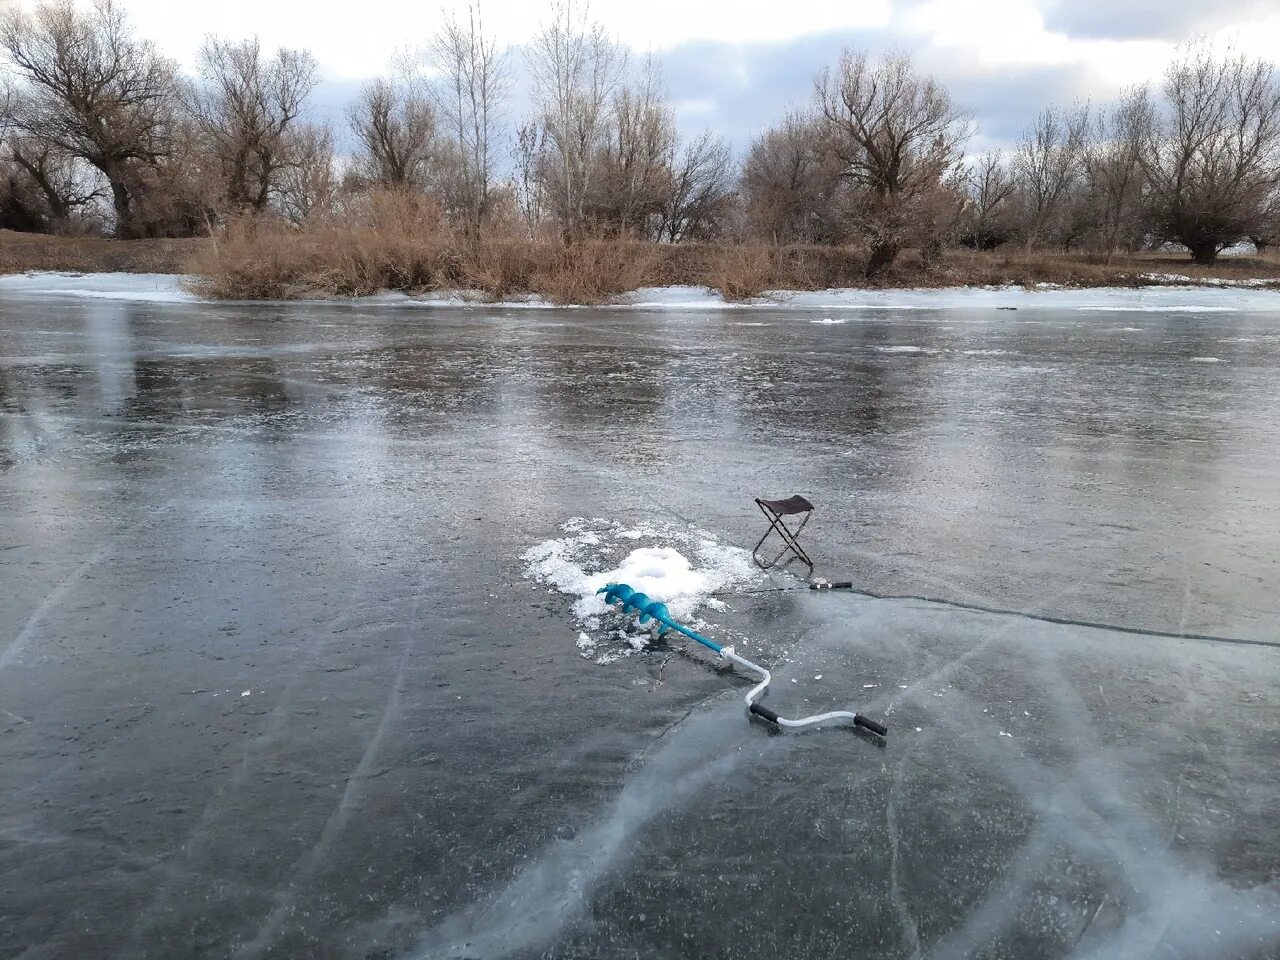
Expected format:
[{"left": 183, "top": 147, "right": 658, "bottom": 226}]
[
  {"left": 854, "top": 715, "right": 888, "bottom": 737},
  {"left": 749, "top": 702, "right": 780, "bottom": 723}
]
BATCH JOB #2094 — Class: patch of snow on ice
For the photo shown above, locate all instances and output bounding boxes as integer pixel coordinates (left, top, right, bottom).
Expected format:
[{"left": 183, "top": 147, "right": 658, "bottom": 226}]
[
  {"left": 874, "top": 345, "right": 931, "bottom": 354},
  {"left": 0, "top": 271, "right": 195, "bottom": 303},
  {"left": 522, "top": 518, "right": 762, "bottom": 663},
  {"left": 614, "top": 286, "right": 737, "bottom": 309},
  {"left": 810, "top": 317, "right": 846, "bottom": 324},
  {"left": 1190, "top": 356, "right": 1224, "bottom": 363},
  {"left": 1083, "top": 305, "right": 1240, "bottom": 313}
]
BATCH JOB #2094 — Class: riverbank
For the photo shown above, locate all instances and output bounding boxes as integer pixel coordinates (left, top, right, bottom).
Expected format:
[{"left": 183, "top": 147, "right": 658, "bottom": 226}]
[
  {"left": 3, "top": 228, "right": 1279, "bottom": 303},
  {"left": 6, "top": 269, "right": 1280, "bottom": 314}
]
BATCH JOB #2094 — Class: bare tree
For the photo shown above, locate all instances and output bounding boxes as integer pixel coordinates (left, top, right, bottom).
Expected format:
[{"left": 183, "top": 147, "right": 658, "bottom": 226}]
[
  {"left": 185, "top": 36, "right": 317, "bottom": 215},
  {"left": 741, "top": 112, "right": 841, "bottom": 244},
  {"left": 1248, "top": 185, "right": 1280, "bottom": 252},
  {"left": 592, "top": 55, "right": 675, "bottom": 236},
  {"left": 512, "top": 120, "right": 548, "bottom": 235},
  {"left": 816, "top": 50, "right": 971, "bottom": 275},
  {"left": 1014, "top": 104, "right": 1089, "bottom": 249},
  {"left": 659, "top": 131, "right": 733, "bottom": 241},
  {"left": 275, "top": 122, "right": 337, "bottom": 225},
  {"left": 958, "top": 151, "right": 1017, "bottom": 250},
  {"left": 6, "top": 136, "right": 101, "bottom": 226},
  {"left": 1083, "top": 91, "right": 1149, "bottom": 257},
  {"left": 527, "top": 1, "right": 626, "bottom": 238},
  {"left": 0, "top": 0, "right": 178, "bottom": 237},
  {"left": 348, "top": 76, "right": 437, "bottom": 191},
  {"left": 1139, "top": 44, "right": 1280, "bottom": 264},
  {"left": 428, "top": 3, "right": 509, "bottom": 231}
]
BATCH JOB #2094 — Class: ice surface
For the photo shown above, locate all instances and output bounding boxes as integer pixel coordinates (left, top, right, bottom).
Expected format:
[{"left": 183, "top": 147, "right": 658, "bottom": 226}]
[{"left": 2, "top": 291, "right": 1278, "bottom": 959}]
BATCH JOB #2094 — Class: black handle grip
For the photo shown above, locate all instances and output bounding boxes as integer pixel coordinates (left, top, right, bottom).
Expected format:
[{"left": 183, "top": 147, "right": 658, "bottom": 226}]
[
  {"left": 854, "top": 714, "right": 888, "bottom": 737},
  {"left": 749, "top": 702, "right": 780, "bottom": 724}
]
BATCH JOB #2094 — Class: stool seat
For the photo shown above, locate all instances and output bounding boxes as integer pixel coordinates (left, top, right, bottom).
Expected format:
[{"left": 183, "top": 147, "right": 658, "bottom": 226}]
[{"left": 756, "top": 495, "right": 813, "bottom": 516}]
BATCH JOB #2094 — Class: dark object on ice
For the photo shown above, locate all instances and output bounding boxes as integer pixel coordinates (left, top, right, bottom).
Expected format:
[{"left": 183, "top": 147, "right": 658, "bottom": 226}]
[
  {"left": 997, "top": 306, "right": 1018, "bottom": 310},
  {"left": 753, "top": 495, "right": 814, "bottom": 574}
]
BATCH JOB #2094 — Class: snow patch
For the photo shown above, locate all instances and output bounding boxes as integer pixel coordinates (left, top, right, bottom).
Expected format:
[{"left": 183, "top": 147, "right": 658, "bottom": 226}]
[
  {"left": 0, "top": 271, "right": 195, "bottom": 303},
  {"left": 1082, "top": 305, "right": 1240, "bottom": 313},
  {"left": 522, "top": 518, "right": 761, "bottom": 663},
  {"left": 1139, "top": 273, "right": 1275, "bottom": 288},
  {"left": 3, "top": 272, "right": 1279, "bottom": 313},
  {"left": 1190, "top": 356, "right": 1225, "bottom": 363}
]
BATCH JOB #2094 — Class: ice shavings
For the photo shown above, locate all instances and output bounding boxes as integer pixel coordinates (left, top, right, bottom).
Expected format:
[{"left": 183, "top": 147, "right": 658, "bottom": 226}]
[{"left": 522, "top": 518, "right": 762, "bottom": 664}]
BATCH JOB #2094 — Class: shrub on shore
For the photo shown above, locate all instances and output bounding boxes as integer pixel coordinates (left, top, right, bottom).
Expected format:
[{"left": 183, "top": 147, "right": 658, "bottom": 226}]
[{"left": 185, "top": 213, "right": 1280, "bottom": 303}]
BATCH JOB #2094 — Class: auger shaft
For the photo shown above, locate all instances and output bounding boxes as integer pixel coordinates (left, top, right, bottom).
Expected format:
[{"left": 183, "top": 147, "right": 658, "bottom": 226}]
[{"left": 596, "top": 582, "right": 887, "bottom": 737}]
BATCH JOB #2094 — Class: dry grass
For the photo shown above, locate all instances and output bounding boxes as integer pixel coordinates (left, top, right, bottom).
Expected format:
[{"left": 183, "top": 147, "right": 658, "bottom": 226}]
[
  {"left": 528, "top": 238, "right": 659, "bottom": 304},
  {"left": 188, "top": 195, "right": 664, "bottom": 304},
  {"left": 0, "top": 229, "right": 204, "bottom": 275},
  {"left": 4, "top": 215, "right": 1280, "bottom": 301},
  {"left": 187, "top": 192, "right": 459, "bottom": 299}
]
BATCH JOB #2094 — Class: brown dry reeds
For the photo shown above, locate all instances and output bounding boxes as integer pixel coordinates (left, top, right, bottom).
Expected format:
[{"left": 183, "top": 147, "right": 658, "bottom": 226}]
[
  {"left": 707, "top": 244, "right": 774, "bottom": 300},
  {"left": 6, "top": 209, "right": 1280, "bottom": 302},
  {"left": 0, "top": 229, "right": 203, "bottom": 275},
  {"left": 187, "top": 191, "right": 459, "bottom": 299},
  {"left": 189, "top": 193, "right": 667, "bottom": 304},
  {"left": 188, "top": 225, "right": 1280, "bottom": 301}
]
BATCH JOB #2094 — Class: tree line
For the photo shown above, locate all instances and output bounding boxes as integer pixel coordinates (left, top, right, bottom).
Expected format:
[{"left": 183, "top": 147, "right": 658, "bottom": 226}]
[{"left": 2, "top": 0, "right": 1279, "bottom": 273}]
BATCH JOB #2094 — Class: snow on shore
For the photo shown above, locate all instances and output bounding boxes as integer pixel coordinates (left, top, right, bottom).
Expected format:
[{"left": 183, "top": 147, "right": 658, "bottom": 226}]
[{"left": 0, "top": 271, "right": 1277, "bottom": 311}]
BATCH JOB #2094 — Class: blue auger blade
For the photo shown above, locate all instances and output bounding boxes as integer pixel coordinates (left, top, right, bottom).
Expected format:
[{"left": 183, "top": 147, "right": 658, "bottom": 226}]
[
  {"left": 622, "top": 592, "right": 652, "bottom": 616},
  {"left": 634, "top": 596, "right": 661, "bottom": 624},
  {"left": 598, "top": 583, "right": 634, "bottom": 606},
  {"left": 641, "top": 600, "right": 671, "bottom": 629},
  {"left": 596, "top": 583, "right": 720, "bottom": 652}
]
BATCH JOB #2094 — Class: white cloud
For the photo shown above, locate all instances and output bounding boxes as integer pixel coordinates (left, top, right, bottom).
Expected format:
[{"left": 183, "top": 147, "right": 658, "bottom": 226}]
[
  {"left": 114, "top": 0, "right": 892, "bottom": 76},
  {"left": 900, "top": 0, "right": 1171, "bottom": 87},
  {"left": 102, "top": 0, "right": 1280, "bottom": 150},
  {"left": 111, "top": 0, "right": 1279, "bottom": 86}
]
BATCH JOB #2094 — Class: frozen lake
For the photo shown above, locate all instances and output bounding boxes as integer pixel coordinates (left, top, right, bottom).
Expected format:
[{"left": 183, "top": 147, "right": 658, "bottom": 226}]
[{"left": 2, "top": 281, "right": 1279, "bottom": 958}]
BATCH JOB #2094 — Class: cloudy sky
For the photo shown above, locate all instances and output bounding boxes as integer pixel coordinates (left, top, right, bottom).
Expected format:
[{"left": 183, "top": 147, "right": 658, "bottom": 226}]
[{"left": 113, "top": 0, "right": 1280, "bottom": 153}]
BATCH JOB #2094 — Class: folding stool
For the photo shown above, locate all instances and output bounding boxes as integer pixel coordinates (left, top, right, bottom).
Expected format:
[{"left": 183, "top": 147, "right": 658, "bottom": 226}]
[{"left": 752, "top": 495, "right": 815, "bottom": 574}]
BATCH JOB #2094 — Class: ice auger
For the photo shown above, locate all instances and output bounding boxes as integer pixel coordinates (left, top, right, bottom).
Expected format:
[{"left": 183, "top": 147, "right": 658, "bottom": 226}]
[{"left": 597, "top": 583, "right": 887, "bottom": 737}]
